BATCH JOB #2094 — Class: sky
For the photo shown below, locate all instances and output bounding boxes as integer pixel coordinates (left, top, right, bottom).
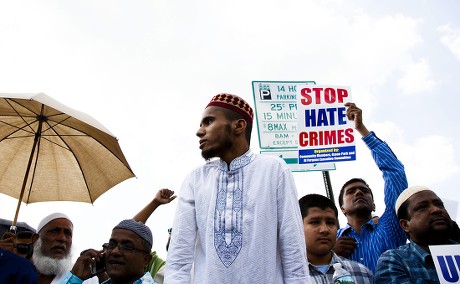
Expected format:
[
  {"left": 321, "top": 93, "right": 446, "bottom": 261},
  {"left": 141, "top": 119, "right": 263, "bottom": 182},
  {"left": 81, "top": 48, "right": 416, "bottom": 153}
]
[{"left": 1, "top": 0, "right": 460, "bottom": 262}]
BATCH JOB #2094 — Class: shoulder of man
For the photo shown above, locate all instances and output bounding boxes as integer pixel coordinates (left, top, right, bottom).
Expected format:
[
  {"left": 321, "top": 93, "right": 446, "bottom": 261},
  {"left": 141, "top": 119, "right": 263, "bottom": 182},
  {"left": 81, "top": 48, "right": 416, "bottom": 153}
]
[
  {"left": 380, "top": 243, "right": 412, "bottom": 260},
  {"left": 339, "top": 256, "right": 372, "bottom": 272}
]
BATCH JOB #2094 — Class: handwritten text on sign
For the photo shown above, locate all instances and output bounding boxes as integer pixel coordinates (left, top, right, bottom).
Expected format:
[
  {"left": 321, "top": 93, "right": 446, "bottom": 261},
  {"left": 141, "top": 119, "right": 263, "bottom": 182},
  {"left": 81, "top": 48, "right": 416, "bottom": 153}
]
[{"left": 297, "top": 86, "right": 356, "bottom": 164}]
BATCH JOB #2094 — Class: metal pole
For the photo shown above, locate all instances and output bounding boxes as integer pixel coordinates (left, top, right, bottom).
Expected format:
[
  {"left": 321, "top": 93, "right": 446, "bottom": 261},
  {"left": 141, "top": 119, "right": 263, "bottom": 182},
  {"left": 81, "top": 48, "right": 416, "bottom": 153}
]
[
  {"left": 322, "top": 170, "right": 334, "bottom": 201},
  {"left": 322, "top": 170, "right": 339, "bottom": 227}
]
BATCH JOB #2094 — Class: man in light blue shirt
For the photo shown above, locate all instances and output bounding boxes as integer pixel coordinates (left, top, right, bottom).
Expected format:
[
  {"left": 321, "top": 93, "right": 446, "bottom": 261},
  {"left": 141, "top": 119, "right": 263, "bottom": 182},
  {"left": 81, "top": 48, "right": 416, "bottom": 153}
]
[{"left": 61, "top": 219, "right": 157, "bottom": 284}]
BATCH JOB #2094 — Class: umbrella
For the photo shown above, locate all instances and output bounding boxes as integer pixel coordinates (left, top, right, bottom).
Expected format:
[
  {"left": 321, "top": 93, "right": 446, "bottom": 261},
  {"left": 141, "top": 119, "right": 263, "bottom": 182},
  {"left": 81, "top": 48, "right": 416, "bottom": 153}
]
[{"left": 0, "top": 93, "right": 135, "bottom": 229}]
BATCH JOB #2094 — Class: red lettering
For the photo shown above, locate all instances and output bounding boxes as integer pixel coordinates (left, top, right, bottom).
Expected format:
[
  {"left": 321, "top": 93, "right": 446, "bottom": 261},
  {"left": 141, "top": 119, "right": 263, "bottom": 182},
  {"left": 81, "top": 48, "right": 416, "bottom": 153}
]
[
  {"left": 337, "top": 88, "right": 348, "bottom": 103},
  {"left": 300, "top": 88, "right": 312, "bottom": 105},
  {"left": 337, "top": 129, "right": 345, "bottom": 144},
  {"left": 344, "top": 128, "right": 354, "bottom": 143},
  {"left": 324, "top": 130, "right": 336, "bottom": 144},
  {"left": 301, "top": 87, "right": 349, "bottom": 105},
  {"left": 309, "top": 131, "right": 319, "bottom": 146},
  {"left": 312, "top": 88, "right": 323, "bottom": 104},
  {"left": 299, "top": 129, "right": 354, "bottom": 147},
  {"left": 324, "top": 88, "right": 336, "bottom": 104},
  {"left": 299, "top": 132, "right": 309, "bottom": 147}
]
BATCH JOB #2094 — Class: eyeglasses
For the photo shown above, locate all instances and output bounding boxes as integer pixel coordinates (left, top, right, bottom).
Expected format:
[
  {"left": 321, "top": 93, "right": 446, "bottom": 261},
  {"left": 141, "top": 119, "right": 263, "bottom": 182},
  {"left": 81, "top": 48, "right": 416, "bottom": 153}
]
[{"left": 102, "top": 242, "right": 150, "bottom": 254}]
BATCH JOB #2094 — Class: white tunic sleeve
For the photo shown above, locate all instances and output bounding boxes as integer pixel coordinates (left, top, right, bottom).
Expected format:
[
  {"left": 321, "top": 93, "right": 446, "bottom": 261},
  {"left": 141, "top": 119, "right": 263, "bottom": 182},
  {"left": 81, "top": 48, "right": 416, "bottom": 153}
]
[{"left": 164, "top": 172, "right": 197, "bottom": 283}]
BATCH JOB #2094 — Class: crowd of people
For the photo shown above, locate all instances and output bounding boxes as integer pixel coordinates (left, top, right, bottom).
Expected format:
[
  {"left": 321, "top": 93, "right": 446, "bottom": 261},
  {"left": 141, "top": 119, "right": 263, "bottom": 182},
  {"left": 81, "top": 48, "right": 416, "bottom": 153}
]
[{"left": 0, "top": 94, "right": 457, "bottom": 284}]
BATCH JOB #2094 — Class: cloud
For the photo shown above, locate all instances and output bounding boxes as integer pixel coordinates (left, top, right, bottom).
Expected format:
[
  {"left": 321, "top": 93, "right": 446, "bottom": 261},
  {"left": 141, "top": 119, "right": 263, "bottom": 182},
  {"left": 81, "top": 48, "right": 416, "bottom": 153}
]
[
  {"left": 397, "top": 58, "right": 435, "bottom": 95},
  {"left": 439, "top": 24, "right": 460, "bottom": 61},
  {"left": 400, "top": 135, "right": 460, "bottom": 185}
]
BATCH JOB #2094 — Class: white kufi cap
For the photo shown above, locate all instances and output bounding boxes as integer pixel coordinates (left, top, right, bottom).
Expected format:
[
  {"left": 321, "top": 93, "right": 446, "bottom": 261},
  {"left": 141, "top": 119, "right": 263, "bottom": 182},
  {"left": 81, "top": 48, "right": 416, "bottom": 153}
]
[
  {"left": 37, "top": 212, "right": 72, "bottom": 233},
  {"left": 395, "top": 185, "right": 432, "bottom": 213}
]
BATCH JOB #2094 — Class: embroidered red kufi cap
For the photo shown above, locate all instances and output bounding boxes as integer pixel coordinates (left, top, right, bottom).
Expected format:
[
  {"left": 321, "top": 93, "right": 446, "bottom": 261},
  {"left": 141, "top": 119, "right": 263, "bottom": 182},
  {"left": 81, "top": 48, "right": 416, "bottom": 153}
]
[{"left": 206, "top": 93, "right": 254, "bottom": 123}]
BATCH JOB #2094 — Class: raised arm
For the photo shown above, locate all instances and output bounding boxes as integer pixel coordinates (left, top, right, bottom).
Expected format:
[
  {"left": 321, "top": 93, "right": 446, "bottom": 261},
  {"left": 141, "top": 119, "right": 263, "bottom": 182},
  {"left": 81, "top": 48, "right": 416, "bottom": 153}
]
[{"left": 133, "top": 188, "right": 176, "bottom": 223}]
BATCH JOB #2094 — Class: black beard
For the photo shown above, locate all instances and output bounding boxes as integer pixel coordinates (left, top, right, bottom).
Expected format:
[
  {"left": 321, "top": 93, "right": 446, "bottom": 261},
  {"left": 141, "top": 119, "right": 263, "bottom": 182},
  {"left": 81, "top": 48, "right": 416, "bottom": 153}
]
[
  {"left": 201, "top": 124, "right": 233, "bottom": 160},
  {"left": 201, "top": 139, "right": 233, "bottom": 160}
]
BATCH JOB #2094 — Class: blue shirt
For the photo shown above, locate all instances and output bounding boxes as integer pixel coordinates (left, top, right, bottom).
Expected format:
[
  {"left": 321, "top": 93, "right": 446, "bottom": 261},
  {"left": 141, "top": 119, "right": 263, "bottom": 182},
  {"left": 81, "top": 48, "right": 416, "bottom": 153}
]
[
  {"left": 309, "top": 252, "right": 374, "bottom": 284},
  {"left": 374, "top": 241, "right": 440, "bottom": 283},
  {"left": 336, "top": 131, "right": 408, "bottom": 272},
  {"left": 0, "top": 247, "right": 38, "bottom": 284}
]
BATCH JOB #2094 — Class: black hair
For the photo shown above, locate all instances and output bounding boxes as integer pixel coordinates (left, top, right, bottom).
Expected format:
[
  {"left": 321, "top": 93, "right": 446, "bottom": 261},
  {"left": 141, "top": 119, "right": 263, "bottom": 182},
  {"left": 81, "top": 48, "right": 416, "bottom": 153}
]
[
  {"left": 17, "top": 230, "right": 34, "bottom": 240},
  {"left": 140, "top": 238, "right": 152, "bottom": 253},
  {"left": 299, "top": 194, "right": 338, "bottom": 219},
  {"left": 338, "top": 178, "right": 374, "bottom": 208},
  {"left": 450, "top": 220, "right": 460, "bottom": 242},
  {"left": 221, "top": 108, "right": 253, "bottom": 144},
  {"left": 396, "top": 199, "right": 410, "bottom": 221}
]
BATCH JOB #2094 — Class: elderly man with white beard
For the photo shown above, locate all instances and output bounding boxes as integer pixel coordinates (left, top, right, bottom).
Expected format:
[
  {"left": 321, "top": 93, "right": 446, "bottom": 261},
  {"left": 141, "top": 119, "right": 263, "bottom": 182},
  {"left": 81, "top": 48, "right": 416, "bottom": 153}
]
[{"left": 31, "top": 213, "right": 75, "bottom": 284}]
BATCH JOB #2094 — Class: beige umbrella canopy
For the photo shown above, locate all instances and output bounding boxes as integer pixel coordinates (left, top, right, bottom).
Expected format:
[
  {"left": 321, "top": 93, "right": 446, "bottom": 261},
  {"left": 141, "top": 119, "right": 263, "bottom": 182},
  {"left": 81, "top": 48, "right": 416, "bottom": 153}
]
[{"left": 0, "top": 93, "right": 135, "bottom": 228}]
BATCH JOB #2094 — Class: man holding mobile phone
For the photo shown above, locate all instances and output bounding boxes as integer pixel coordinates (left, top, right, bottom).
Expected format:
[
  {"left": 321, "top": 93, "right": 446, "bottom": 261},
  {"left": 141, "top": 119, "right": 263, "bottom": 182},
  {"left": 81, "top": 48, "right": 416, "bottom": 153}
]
[{"left": 61, "top": 219, "right": 157, "bottom": 284}]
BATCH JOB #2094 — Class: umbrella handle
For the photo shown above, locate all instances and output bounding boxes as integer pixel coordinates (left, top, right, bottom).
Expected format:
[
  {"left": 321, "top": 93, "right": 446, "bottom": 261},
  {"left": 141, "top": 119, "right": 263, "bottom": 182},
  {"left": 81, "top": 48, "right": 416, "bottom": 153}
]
[{"left": 13, "top": 107, "right": 45, "bottom": 227}]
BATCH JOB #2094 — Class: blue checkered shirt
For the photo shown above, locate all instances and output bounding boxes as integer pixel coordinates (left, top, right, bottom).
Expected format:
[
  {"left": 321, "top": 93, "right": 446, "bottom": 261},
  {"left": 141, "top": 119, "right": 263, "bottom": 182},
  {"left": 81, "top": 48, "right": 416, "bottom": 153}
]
[
  {"left": 309, "top": 252, "right": 374, "bottom": 283},
  {"left": 374, "top": 241, "right": 440, "bottom": 283},
  {"left": 336, "top": 131, "right": 408, "bottom": 272}
]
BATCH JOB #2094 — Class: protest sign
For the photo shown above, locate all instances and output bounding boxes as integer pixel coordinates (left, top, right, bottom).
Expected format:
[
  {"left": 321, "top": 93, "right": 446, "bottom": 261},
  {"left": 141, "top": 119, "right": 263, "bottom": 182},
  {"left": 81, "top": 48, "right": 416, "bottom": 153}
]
[
  {"left": 430, "top": 244, "right": 460, "bottom": 283},
  {"left": 297, "top": 86, "right": 356, "bottom": 164}
]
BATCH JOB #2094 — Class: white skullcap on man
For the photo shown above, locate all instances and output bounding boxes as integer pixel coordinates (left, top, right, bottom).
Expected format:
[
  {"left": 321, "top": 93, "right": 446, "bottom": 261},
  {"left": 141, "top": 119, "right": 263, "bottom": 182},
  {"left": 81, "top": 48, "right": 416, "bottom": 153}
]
[
  {"left": 395, "top": 185, "right": 432, "bottom": 213},
  {"left": 37, "top": 212, "right": 72, "bottom": 233}
]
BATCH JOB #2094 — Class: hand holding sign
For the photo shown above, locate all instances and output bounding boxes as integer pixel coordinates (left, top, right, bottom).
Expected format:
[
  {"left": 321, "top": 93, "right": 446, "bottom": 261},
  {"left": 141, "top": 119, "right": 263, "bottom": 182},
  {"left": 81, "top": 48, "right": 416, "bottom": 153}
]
[
  {"left": 345, "top": 102, "right": 370, "bottom": 137},
  {"left": 297, "top": 86, "right": 356, "bottom": 164}
]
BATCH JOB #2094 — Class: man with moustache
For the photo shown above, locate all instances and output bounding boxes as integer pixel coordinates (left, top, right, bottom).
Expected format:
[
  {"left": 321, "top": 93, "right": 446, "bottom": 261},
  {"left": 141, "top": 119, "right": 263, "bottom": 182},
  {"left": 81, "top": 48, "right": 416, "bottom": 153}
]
[
  {"left": 375, "top": 186, "right": 454, "bottom": 283},
  {"left": 334, "top": 103, "right": 408, "bottom": 272},
  {"left": 165, "top": 94, "right": 309, "bottom": 283},
  {"left": 61, "top": 219, "right": 156, "bottom": 284},
  {"left": 32, "top": 213, "right": 75, "bottom": 284}
]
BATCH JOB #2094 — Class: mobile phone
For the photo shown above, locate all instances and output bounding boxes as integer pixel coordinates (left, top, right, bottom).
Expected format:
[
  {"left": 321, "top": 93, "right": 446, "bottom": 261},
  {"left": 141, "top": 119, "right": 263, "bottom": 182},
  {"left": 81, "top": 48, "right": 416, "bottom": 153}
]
[{"left": 91, "top": 253, "right": 106, "bottom": 275}]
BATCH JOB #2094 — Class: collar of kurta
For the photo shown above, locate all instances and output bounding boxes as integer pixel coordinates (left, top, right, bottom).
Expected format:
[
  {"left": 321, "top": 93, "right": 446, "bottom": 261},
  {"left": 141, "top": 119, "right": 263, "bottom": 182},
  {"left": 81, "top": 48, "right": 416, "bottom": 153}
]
[{"left": 218, "top": 149, "right": 255, "bottom": 171}]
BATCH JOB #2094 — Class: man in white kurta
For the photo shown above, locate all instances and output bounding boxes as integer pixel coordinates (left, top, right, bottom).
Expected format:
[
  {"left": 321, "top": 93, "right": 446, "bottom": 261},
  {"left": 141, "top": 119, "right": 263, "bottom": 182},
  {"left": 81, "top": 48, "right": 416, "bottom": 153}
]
[{"left": 165, "top": 93, "right": 309, "bottom": 283}]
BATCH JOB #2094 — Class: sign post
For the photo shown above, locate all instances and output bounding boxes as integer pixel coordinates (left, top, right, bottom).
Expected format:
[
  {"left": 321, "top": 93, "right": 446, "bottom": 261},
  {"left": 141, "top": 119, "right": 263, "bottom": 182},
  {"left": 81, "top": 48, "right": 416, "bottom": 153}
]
[
  {"left": 252, "top": 81, "right": 337, "bottom": 204},
  {"left": 252, "top": 81, "right": 336, "bottom": 172}
]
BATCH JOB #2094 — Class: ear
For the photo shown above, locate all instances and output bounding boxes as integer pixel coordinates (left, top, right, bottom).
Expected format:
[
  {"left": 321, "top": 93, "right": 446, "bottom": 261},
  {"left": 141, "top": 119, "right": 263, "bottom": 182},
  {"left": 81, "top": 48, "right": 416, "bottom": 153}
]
[
  {"left": 31, "top": 233, "right": 39, "bottom": 244},
  {"left": 340, "top": 206, "right": 347, "bottom": 216},
  {"left": 143, "top": 252, "right": 153, "bottom": 268},
  {"left": 399, "top": 219, "right": 410, "bottom": 233},
  {"left": 233, "top": 119, "right": 247, "bottom": 135},
  {"left": 372, "top": 202, "right": 376, "bottom": 212}
]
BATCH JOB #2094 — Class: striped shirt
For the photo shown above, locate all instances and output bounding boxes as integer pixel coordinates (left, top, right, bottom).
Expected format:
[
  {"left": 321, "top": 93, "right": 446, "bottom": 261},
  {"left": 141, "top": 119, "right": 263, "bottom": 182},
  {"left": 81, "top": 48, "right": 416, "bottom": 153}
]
[
  {"left": 337, "top": 131, "right": 408, "bottom": 272},
  {"left": 309, "top": 252, "right": 374, "bottom": 283},
  {"left": 374, "top": 241, "right": 440, "bottom": 283}
]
